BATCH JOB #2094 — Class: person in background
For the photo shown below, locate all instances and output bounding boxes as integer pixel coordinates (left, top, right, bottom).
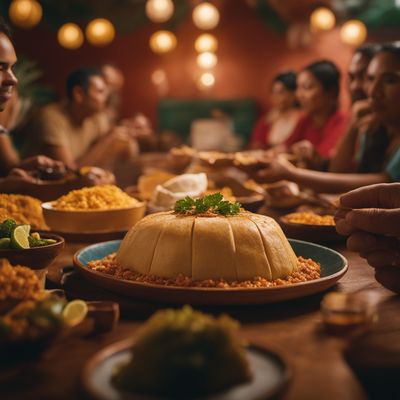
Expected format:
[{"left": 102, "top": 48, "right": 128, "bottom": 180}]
[
  {"left": 250, "top": 71, "right": 300, "bottom": 149},
  {"left": 101, "top": 62, "right": 124, "bottom": 124},
  {"left": 286, "top": 60, "right": 349, "bottom": 169},
  {"left": 335, "top": 183, "right": 400, "bottom": 293},
  {"left": 254, "top": 43, "right": 400, "bottom": 193},
  {"left": 22, "top": 67, "right": 139, "bottom": 170},
  {"left": 329, "top": 44, "right": 380, "bottom": 173},
  {"left": 0, "top": 17, "right": 70, "bottom": 192}
]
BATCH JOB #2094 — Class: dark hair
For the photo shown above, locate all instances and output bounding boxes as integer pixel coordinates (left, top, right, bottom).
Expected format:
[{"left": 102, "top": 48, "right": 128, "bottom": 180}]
[
  {"left": 273, "top": 71, "right": 297, "bottom": 91},
  {"left": 378, "top": 42, "right": 400, "bottom": 59},
  {"left": 303, "top": 60, "right": 341, "bottom": 97},
  {"left": 0, "top": 16, "right": 12, "bottom": 41},
  {"left": 354, "top": 43, "right": 380, "bottom": 61},
  {"left": 66, "top": 67, "right": 103, "bottom": 100}
]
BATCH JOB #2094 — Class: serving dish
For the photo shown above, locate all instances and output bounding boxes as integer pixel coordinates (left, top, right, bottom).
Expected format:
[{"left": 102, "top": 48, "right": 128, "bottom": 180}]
[
  {"left": 0, "top": 232, "right": 64, "bottom": 270},
  {"left": 42, "top": 201, "right": 146, "bottom": 234},
  {"left": 74, "top": 239, "right": 348, "bottom": 305},
  {"left": 279, "top": 215, "right": 343, "bottom": 244},
  {"left": 82, "top": 338, "right": 290, "bottom": 400}
]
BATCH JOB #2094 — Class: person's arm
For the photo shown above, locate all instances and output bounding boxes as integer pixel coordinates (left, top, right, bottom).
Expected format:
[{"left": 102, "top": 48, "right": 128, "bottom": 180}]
[
  {"left": 256, "top": 157, "right": 390, "bottom": 193},
  {"left": 42, "top": 144, "right": 76, "bottom": 170},
  {"left": 0, "top": 133, "right": 20, "bottom": 174}
]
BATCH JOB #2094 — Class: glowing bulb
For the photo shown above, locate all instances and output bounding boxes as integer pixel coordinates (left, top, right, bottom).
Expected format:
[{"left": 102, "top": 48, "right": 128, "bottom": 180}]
[
  {"left": 149, "top": 30, "right": 177, "bottom": 54},
  {"left": 86, "top": 18, "right": 115, "bottom": 47},
  {"left": 194, "top": 33, "right": 218, "bottom": 53},
  {"left": 310, "top": 7, "right": 336, "bottom": 31},
  {"left": 146, "top": 0, "right": 174, "bottom": 23},
  {"left": 58, "top": 23, "right": 84, "bottom": 49},
  {"left": 9, "top": 0, "right": 42, "bottom": 29},
  {"left": 197, "top": 52, "right": 217, "bottom": 69},
  {"left": 192, "top": 2, "right": 220, "bottom": 30},
  {"left": 340, "top": 20, "right": 367, "bottom": 46},
  {"left": 197, "top": 72, "right": 215, "bottom": 90}
]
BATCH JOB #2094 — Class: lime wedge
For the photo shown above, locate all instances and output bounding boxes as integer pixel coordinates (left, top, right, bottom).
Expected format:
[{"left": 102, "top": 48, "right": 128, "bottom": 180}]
[
  {"left": 0, "top": 238, "right": 11, "bottom": 249},
  {"left": 10, "top": 226, "right": 30, "bottom": 249},
  {"left": 62, "top": 300, "right": 88, "bottom": 327},
  {"left": 19, "top": 224, "right": 31, "bottom": 236}
]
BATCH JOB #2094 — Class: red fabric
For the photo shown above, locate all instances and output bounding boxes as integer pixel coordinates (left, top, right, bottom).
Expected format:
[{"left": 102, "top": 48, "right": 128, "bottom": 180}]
[
  {"left": 250, "top": 117, "right": 271, "bottom": 147},
  {"left": 285, "top": 110, "right": 350, "bottom": 158}
]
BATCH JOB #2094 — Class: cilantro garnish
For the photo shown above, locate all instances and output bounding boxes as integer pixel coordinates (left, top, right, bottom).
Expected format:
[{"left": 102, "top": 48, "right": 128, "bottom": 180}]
[{"left": 174, "top": 193, "right": 241, "bottom": 216}]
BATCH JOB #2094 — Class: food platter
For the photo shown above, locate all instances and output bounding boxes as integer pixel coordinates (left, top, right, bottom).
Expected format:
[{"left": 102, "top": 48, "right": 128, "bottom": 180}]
[
  {"left": 279, "top": 216, "right": 344, "bottom": 244},
  {"left": 82, "top": 338, "right": 290, "bottom": 400},
  {"left": 74, "top": 239, "right": 348, "bottom": 305}
]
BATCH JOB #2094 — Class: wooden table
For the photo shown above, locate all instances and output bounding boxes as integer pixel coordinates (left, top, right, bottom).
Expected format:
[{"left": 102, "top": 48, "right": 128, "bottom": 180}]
[{"left": 1, "top": 241, "right": 399, "bottom": 400}]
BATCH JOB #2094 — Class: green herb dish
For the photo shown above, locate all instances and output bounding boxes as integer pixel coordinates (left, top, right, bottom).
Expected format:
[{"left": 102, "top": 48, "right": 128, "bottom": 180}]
[
  {"left": 0, "top": 219, "right": 57, "bottom": 250},
  {"left": 174, "top": 193, "right": 241, "bottom": 216}
]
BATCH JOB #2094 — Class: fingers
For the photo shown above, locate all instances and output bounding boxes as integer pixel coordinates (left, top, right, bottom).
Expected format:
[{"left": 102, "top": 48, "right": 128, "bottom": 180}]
[
  {"left": 345, "top": 208, "right": 400, "bottom": 236},
  {"left": 340, "top": 183, "right": 400, "bottom": 209},
  {"left": 363, "top": 249, "right": 400, "bottom": 268}
]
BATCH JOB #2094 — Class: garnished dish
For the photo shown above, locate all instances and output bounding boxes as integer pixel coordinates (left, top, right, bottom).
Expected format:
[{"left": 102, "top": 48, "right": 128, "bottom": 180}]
[
  {"left": 87, "top": 193, "right": 321, "bottom": 289},
  {"left": 0, "top": 194, "right": 48, "bottom": 229},
  {"left": 283, "top": 212, "right": 335, "bottom": 226},
  {"left": 113, "top": 306, "right": 251, "bottom": 397}
]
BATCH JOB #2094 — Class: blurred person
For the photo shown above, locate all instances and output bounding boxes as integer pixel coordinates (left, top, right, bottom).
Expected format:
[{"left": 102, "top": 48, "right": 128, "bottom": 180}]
[
  {"left": 335, "top": 183, "right": 400, "bottom": 293},
  {"left": 101, "top": 62, "right": 124, "bottom": 123},
  {"left": 330, "top": 44, "right": 381, "bottom": 173},
  {"left": 254, "top": 43, "right": 400, "bottom": 193},
  {"left": 23, "top": 67, "right": 139, "bottom": 170},
  {"left": 250, "top": 71, "right": 300, "bottom": 149},
  {"left": 286, "top": 60, "right": 349, "bottom": 170}
]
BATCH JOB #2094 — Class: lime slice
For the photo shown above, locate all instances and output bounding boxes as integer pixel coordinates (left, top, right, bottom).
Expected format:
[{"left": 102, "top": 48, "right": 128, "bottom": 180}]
[
  {"left": 19, "top": 224, "right": 31, "bottom": 236},
  {"left": 10, "top": 226, "right": 30, "bottom": 249},
  {"left": 62, "top": 300, "right": 88, "bottom": 327},
  {"left": 0, "top": 238, "right": 11, "bottom": 249}
]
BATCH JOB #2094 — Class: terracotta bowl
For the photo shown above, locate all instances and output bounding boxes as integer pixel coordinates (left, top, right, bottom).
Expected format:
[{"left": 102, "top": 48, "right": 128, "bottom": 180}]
[
  {"left": 42, "top": 202, "right": 146, "bottom": 234},
  {"left": 279, "top": 216, "right": 344, "bottom": 244},
  {"left": 0, "top": 232, "right": 65, "bottom": 270}
]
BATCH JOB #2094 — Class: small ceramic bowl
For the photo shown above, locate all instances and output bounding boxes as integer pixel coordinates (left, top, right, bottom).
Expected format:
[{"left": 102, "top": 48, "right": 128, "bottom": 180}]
[
  {"left": 42, "top": 202, "right": 146, "bottom": 233},
  {"left": 0, "top": 232, "right": 65, "bottom": 270}
]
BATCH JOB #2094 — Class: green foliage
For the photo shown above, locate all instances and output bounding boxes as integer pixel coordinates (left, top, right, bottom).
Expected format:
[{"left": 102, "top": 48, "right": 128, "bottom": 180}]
[
  {"left": 174, "top": 193, "right": 241, "bottom": 216},
  {"left": 0, "top": 219, "right": 17, "bottom": 239}
]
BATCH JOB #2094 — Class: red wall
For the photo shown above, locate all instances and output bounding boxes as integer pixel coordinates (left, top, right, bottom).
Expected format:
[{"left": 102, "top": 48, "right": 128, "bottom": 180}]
[{"left": 11, "top": 1, "right": 371, "bottom": 127}]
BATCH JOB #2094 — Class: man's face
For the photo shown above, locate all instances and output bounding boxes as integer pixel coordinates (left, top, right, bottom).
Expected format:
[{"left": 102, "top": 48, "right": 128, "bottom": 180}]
[
  {"left": 84, "top": 75, "right": 109, "bottom": 113},
  {"left": 366, "top": 52, "right": 400, "bottom": 125},
  {"left": 0, "top": 32, "right": 17, "bottom": 112},
  {"left": 348, "top": 52, "right": 370, "bottom": 103}
]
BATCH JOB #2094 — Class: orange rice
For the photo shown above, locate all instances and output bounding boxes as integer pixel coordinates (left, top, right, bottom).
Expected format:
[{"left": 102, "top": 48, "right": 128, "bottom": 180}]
[{"left": 87, "top": 254, "right": 321, "bottom": 288}]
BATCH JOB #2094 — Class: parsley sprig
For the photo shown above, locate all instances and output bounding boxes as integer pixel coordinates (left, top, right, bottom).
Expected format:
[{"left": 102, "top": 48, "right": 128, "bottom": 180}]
[{"left": 174, "top": 193, "right": 241, "bottom": 216}]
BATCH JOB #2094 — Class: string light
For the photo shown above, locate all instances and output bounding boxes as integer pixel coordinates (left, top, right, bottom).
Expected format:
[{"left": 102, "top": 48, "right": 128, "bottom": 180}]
[
  {"left": 197, "top": 52, "right": 217, "bottom": 69},
  {"left": 149, "top": 30, "right": 177, "bottom": 54},
  {"left": 145, "top": 0, "right": 174, "bottom": 23},
  {"left": 340, "top": 19, "right": 367, "bottom": 46},
  {"left": 58, "top": 23, "right": 84, "bottom": 49},
  {"left": 195, "top": 33, "right": 218, "bottom": 53},
  {"left": 9, "top": 0, "right": 42, "bottom": 29},
  {"left": 86, "top": 18, "right": 115, "bottom": 46},
  {"left": 310, "top": 7, "right": 336, "bottom": 31},
  {"left": 192, "top": 2, "right": 220, "bottom": 30},
  {"left": 197, "top": 72, "right": 215, "bottom": 90}
]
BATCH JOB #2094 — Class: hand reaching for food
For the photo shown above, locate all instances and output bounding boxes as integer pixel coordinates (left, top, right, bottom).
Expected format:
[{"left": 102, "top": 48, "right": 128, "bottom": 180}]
[{"left": 335, "top": 183, "right": 400, "bottom": 293}]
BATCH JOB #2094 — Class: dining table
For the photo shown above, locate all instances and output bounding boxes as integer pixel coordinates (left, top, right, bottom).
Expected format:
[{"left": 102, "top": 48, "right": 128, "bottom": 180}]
[{"left": 1, "top": 238, "right": 399, "bottom": 400}]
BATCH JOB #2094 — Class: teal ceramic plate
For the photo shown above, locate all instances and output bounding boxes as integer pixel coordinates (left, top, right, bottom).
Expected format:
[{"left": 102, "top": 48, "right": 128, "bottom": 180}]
[
  {"left": 73, "top": 239, "right": 347, "bottom": 305},
  {"left": 82, "top": 338, "right": 290, "bottom": 400}
]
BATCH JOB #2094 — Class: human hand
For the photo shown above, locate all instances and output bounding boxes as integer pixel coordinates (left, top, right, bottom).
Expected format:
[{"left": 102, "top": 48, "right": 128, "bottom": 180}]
[
  {"left": 335, "top": 183, "right": 400, "bottom": 293},
  {"left": 290, "top": 140, "right": 315, "bottom": 161},
  {"left": 79, "top": 166, "right": 116, "bottom": 186},
  {"left": 255, "top": 156, "right": 294, "bottom": 183},
  {"left": 19, "top": 155, "right": 66, "bottom": 174}
]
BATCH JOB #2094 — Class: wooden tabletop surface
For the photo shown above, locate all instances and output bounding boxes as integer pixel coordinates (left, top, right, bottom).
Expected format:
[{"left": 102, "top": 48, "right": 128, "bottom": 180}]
[{"left": 1, "top": 240, "right": 399, "bottom": 400}]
